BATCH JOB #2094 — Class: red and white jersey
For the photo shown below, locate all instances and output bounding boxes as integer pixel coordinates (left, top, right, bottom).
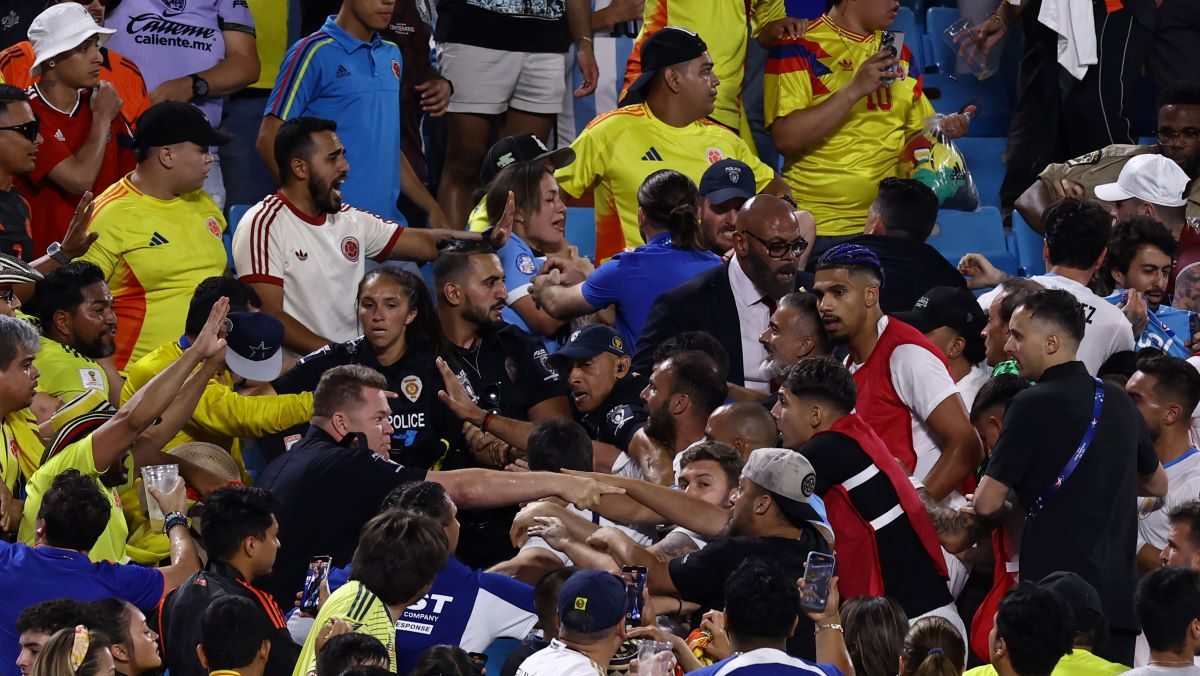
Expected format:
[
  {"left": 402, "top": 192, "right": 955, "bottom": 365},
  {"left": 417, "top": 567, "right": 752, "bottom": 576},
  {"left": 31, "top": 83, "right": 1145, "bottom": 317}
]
[{"left": 232, "top": 192, "right": 404, "bottom": 344}]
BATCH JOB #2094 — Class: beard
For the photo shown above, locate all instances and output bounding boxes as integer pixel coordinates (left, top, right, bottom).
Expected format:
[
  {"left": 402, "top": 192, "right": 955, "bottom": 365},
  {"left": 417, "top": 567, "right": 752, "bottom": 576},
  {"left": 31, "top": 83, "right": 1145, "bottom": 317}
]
[
  {"left": 744, "top": 252, "right": 795, "bottom": 302},
  {"left": 759, "top": 355, "right": 783, "bottom": 381},
  {"left": 643, "top": 402, "right": 677, "bottom": 449},
  {"left": 309, "top": 174, "right": 342, "bottom": 214},
  {"left": 78, "top": 333, "right": 115, "bottom": 360},
  {"left": 462, "top": 303, "right": 503, "bottom": 331}
]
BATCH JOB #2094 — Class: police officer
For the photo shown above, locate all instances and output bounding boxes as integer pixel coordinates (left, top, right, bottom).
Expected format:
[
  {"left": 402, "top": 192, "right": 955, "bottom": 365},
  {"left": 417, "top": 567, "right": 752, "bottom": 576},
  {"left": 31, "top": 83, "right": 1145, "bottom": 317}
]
[
  {"left": 262, "top": 268, "right": 463, "bottom": 469},
  {"left": 551, "top": 325, "right": 649, "bottom": 473}
]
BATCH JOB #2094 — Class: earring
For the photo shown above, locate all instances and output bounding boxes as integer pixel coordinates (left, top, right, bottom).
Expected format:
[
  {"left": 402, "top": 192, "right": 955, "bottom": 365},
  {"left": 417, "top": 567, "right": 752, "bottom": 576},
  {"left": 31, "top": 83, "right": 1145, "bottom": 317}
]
[{"left": 47, "top": 60, "right": 55, "bottom": 68}]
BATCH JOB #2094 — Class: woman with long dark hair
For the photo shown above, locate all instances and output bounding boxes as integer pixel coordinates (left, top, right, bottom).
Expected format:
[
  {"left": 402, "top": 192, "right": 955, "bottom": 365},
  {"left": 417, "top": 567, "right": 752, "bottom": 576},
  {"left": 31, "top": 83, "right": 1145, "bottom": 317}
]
[
  {"left": 262, "top": 268, "right": 463, "bottom": 468},
  {"left": 529, "top": 169, "right": 722, "bottom": 348}
]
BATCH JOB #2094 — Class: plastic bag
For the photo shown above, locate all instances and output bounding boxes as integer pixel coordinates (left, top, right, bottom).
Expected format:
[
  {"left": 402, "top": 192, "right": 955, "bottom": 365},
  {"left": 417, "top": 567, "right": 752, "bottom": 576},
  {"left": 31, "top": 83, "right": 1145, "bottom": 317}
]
[{"left": 899, "top": 114, "right": 980, "bottom": 211}]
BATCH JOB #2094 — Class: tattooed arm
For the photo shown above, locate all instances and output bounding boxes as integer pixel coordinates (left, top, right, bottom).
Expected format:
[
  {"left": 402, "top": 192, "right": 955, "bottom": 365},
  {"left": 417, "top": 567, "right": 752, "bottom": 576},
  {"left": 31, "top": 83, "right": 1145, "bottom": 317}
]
[
  {"left": 917, "top": 487, "right": 991, "bottom": 554},
  {"left": 648, "top": 529, "right": 702, "bottom": 563}
]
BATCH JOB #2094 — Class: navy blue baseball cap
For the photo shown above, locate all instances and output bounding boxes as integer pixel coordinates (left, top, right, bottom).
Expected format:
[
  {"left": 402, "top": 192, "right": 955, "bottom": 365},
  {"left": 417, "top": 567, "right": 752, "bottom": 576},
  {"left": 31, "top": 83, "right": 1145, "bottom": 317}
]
[
  {"left": 558, "top": 570, "right": 628, "bottom": 633},
  {"left": 551, "top": 325, "right": 629, "bottom": 366},
  {"left": 700, "top": 159, "right": 756, "bottom": 205},
  {"left": 224, "top": 311, "right": 284, "bottom": 382}
]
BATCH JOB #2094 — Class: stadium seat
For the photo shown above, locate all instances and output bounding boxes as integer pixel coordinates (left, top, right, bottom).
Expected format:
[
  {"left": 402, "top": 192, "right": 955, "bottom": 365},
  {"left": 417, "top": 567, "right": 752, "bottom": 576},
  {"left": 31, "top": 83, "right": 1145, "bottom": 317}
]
[
  {"left": 1012, "top": 211, "right": 1047, "bottom": 276},
  {"left": 889, "top": 8, "right": 924, "bottom": 74},
  {"left": 483, "top": 638, "right": 522, "bottom": 672},
  {"left": 921, "top": 7, "right": 1019, "bottom": 136},
  {"left": 927, "top": 207, "right": 1018, "bottom": 275},
  {"left": 225, "top": 204, "right": 251, "bottom": 273},
  {"left": 955, "top": 136, "right": 1006, "bottom": 208},
  {"left": 566, "top": 207, "right": 597, "bottom": 261}
]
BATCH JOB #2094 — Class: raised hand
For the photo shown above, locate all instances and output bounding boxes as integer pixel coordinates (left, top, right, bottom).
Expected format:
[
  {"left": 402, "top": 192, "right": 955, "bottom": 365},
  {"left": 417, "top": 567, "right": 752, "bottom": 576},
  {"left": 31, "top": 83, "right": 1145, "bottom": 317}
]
[{"left": 190, "top": 297, "right": 229, "bottom": 360}]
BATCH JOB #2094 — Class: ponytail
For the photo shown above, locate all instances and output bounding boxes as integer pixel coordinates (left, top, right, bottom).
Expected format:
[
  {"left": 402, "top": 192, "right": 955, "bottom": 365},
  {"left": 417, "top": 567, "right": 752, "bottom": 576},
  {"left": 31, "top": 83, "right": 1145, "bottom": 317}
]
[
  {"left": 637, "top": 169, "right": 705, "bottom": 251},
  {"left": 902, "top": 617, "right": 964, "bottom": 676}
]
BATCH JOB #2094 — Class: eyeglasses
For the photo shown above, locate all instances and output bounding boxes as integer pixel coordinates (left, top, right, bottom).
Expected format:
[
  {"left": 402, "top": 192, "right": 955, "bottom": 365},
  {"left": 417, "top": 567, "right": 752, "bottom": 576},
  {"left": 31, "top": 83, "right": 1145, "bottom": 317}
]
[
  {"left": 0, "top": 119, "right": 39, "bottom": 142},
  {"left": 0, "top": 288, "right": 15, "bottom": 304},
  {"left": 1156, "top": 128, "right": 1200, "bottom": 145},
  {"left": 739, "top": 230, "right": 809, "bottom": 259}
]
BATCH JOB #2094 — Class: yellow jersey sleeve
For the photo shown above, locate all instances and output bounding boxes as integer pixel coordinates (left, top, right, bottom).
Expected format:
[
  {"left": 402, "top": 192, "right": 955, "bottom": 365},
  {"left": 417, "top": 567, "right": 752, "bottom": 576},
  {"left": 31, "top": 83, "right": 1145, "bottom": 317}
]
[
  {"left": 556, "top": 120, "right": 607, "bottom": 200},
  {"left": 467, "top": 197, "right": 490, "bottom": 233},
  {"left": 4, "top": 409, "right": 44, "bottom": 486},
  {"left": 189, "top": 381, "right": 313, "bottom": 438},
  {"left": 78, "top": 190, "right": 127, "bottom": 280},
  {"left": 294, "top": 582, "right": 396, "bottom": 676},
  {"left": 763, "top": 36, "right": 821, "bottom": 130},
  {"left": 751, "top": 0, "right": 787, "bottom": 37}
]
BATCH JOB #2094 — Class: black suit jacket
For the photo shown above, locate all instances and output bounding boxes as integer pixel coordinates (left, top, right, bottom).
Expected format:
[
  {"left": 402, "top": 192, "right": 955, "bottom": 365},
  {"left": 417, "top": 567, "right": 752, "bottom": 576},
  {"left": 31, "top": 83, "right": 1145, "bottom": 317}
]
[{"left": 633, "top": 262, "right": 746, "bottom": 384}]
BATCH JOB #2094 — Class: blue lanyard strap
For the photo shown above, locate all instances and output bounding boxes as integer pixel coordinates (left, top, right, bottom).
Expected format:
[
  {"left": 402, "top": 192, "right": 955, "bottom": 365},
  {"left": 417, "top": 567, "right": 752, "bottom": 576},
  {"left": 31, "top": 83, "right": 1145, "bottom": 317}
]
[{"left": 1029, "top": 377, "right": 1104, "bottom": 517}]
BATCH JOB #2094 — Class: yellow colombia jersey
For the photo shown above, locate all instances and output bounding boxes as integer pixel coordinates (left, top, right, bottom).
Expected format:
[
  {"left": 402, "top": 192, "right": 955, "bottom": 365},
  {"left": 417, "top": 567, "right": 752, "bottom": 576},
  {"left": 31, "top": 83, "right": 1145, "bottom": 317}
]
[
  {"left": 2, "top": 408, "right": 41, "bottom": 494},
  {"left": 294, "top": 581, "right": 396, "bottom": 676},
  {"left": 34, "top": 336, "right": 110, "bottom": 404},
  {"left": 80, "top": 176, "right": 228, "bottom": 371},
  {"left": 20, "top": 436, "right": 130, "bottom": 564},
  {"left": 119, "top": 341, "right": 313, "bottom": 560},
  {"left": 557, "top": 103, "right": 775, "bottom": 262},
  {"left": 624, "top": 0, "right": 785, "bottom": 132},
  {"left": 764, "top": 15, "right": 933, "bottom": 237}
]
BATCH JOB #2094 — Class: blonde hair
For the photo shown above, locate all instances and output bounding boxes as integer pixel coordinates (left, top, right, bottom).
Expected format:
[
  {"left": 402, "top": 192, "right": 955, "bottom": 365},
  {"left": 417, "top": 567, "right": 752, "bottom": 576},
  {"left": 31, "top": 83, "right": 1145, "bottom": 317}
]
[{"left": 29, "top": 628, "right": 112, "bottom": 676}]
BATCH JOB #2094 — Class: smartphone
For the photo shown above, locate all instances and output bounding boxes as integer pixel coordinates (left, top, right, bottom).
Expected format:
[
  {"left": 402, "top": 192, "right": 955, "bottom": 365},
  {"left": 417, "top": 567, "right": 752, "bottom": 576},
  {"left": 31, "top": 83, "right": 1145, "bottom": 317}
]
[
  {"left": 799, "top": 552, "right": 836, "bottom": 613},
  {"left": 623, "top": 565, "right": 648, "bottom": 623},
  {"left": 880, "top": 30, "right": 906, "bottom": 84},
  {"left": 300, "top": 555, "right": 332, "bottom": 612}
]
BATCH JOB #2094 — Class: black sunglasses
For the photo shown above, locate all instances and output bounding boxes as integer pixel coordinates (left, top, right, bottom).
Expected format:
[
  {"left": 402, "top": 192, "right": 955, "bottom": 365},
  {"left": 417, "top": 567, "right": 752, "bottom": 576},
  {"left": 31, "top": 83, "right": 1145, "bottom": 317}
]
[
  {"left": 740, "top": 230, "right": 809, "bottom": 259},
  {"left": 0, "top": 119, "right": 39, "bottom": 142}
]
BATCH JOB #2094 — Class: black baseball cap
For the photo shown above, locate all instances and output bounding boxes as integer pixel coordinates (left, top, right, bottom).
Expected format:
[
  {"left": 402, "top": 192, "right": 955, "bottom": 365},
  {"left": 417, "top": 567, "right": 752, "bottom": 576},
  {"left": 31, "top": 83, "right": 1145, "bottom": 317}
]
[
  {"left": 699, "top": 159, "right": 756, "bottom": 205},
  {"left": 557, "top": 570, "right": 628, "bottom": 633},
  {"left": 620, "top": 26, "right": 708, "bottom": 107},
  {"left": 551, "top": 325, "right": 628, "bottom": 369},
  {"left": 134, "top": 101, "right": 234, "bottom": 151},
  {"left": 480, "top": 134, "right": 575, "bottom": 185},
  {"left": 894, "top": 286, "right": 987, "bottom": 356}
]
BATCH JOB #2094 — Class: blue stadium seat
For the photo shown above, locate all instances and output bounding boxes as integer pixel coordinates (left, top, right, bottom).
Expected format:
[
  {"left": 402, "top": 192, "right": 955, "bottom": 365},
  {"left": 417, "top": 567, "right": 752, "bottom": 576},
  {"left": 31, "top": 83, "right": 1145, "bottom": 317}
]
[
  {"left": 927, "top": 207, "right": 1018, "bottom": 275},
  {"left": 955, "top": 136, "right": 1006, "bottom": 208},
  {"left": 225, "top": 203, "right": 251, "bottom": 273},
  {"left": 566, "top": 207, "right": 597, "bottom": 260},
  {"left": 1012, "top": 211, "right": 1046, "bottom": 276},
  {"left": 889, "top": 8, "right": 924, "bottom": 74},
  {"left": 921, "top": 7, "right": 1019, "bottom": 136},
  {"left": 483, "top": 638, "right": 522, "bottom": 672}
]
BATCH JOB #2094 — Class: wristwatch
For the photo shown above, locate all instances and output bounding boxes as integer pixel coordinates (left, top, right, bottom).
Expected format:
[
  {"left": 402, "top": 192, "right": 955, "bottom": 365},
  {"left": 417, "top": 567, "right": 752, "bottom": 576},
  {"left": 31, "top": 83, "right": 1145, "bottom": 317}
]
[
  {"left": 46, "top": 242, "right": 70, "bottom": 265},
  {"left": 190, "top": 74, "right": 210, "bottom": 99}
]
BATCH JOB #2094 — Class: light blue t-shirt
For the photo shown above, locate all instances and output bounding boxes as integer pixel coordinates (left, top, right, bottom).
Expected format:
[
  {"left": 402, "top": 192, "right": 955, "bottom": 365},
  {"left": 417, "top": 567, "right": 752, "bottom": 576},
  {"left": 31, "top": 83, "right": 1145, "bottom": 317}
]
[
  {"left": 581, "top": 232, "right": 722, "bottom": 348},
  {"left": 1104, "top": 290, "right": 1195, "bottom": 358},
  {"left": 497, "top": 233, "right": 559, "bottom": 351},
  {"left": 265, "top": 17, "right": 406, "bottom": 224}
]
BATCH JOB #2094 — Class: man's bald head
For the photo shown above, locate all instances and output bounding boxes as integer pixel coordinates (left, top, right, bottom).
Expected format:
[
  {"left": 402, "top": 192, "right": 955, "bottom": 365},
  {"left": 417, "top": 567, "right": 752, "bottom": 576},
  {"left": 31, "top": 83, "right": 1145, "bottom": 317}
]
[
  {"left": 706, "top": 402, "right": 780, "bottom": 459},
  {"left": 732, "top": 195, "right": 803, "bottom": 300}
]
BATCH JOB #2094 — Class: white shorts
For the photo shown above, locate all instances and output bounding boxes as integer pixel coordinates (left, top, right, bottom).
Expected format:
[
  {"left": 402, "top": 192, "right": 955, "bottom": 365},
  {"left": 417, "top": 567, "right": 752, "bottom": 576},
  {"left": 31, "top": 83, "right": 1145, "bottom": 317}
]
[{"left": 438, "top": 42, "right": 568, "bottom": 115}]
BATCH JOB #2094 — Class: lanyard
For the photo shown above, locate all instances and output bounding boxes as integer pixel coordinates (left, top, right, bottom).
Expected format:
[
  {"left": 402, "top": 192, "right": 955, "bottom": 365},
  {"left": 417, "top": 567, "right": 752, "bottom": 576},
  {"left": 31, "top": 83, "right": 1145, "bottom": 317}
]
[
  {"left": 1164, "top": 447, "right": 1200, "bottom": 470},
  {"left": 1028, "top": 377, "right": 1104, "bottom": 517}
]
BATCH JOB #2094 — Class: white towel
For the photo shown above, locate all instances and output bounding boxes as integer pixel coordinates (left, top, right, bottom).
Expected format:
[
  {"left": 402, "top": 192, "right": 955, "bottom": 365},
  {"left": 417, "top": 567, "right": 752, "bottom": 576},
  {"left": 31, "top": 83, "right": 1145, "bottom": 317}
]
[{"left": 1037, "top": 0, "right": 1097, "bottom": 80}]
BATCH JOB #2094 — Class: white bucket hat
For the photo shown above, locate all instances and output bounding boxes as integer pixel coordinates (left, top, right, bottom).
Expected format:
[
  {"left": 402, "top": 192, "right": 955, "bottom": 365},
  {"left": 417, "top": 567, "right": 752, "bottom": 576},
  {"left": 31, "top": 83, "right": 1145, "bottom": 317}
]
[{"left": 28, "top": 3, "right": 115, "bottom": 78}]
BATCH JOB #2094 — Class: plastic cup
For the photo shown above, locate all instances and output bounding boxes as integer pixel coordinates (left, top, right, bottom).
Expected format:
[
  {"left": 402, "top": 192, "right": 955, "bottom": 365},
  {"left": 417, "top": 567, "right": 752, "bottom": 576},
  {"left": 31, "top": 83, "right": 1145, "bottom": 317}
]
[
  {"left": 942, "top": 17, "right": 998, "bottom": 80},
  {"left": 141, "top": 464, "right": 179, "bottom": 523},
  {"left": 635, "top": 640, "right": 675, "bottom": 676}
]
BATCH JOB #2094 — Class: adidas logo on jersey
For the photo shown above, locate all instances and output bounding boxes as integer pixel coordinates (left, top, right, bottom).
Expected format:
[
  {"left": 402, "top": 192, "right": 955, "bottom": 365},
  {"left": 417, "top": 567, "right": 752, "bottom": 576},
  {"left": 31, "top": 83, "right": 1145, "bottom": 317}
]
[
  {"left": 295, "top": 249, "right": 308, "bottom": 261},
  {"left": 336, "top": 65, "right": 351, "bottom": 78},
  {"left": 148, "top": 232, "right": 169, "bottom": 246},
  {"left": 641, "top": 147, "right": 663, "bottom": 161},
  {"left": 53, "top": 129, "right": 65, "bottom": 142}
]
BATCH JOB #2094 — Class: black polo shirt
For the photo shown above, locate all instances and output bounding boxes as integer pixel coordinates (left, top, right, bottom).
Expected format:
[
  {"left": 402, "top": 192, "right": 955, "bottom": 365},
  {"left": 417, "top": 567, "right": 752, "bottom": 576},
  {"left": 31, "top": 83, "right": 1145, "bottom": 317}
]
[
  {"left": 445, "top": 323, "right": 570, "bottom": 569},
  {"left": 256, "top": 427, "right": 427, "bottom": 608},
  {"left": 847, "top": 234, "right": 966, "bottom": 314},
  {"left": 986, "top": 360, "right": 1159, "bottom": 632},
  {"left": 577, "top": 374, "right": 649, "bottom": 454},
  {"left": 270, "top": 338, "right": 465, "bottom": 469},
  {"left": 668, "top": 530, "right": 829, "bottom": 660},
  {"left": 153, "top": 560, "right": 299, "bottom": 676}
]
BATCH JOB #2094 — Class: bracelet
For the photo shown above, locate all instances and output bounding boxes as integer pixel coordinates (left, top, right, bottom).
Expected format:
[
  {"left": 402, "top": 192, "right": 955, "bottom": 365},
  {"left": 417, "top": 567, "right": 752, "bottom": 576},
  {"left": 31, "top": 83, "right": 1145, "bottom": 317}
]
[
  {"left": 676, "top": 597, "right": 684, "bottom": 615},
  {"left": 480, "top": 409, "right": 498, "bottom": 434},
  {"left": 163, "top": 512, "right": 190, "bottom": 534},
  {"left": 815, "top": 623, "right": 843, "bottom": 635},
  {"left": 577, "top": 36, "right": 594, "bottom": 44}
]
